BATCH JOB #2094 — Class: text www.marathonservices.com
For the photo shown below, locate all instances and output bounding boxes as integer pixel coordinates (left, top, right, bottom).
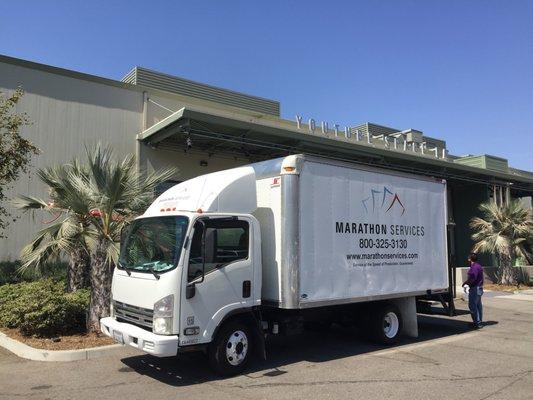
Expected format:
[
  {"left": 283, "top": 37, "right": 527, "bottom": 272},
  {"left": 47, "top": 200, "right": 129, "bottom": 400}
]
[{"left": 347, "top": 252, "right": 419, "bottom": 267}]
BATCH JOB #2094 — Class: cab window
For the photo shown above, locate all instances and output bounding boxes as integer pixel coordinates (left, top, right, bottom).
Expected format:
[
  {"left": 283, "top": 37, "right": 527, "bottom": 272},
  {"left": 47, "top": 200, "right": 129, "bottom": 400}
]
[{"left": 188, "top": 219, "right": 249, "bottom": 282}]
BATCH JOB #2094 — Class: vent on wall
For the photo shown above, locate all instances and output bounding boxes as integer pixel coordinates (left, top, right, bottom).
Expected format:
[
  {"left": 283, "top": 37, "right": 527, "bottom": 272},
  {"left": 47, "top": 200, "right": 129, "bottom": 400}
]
[{"left": 122, "top": 67, "right": 280, "bottom": 117}]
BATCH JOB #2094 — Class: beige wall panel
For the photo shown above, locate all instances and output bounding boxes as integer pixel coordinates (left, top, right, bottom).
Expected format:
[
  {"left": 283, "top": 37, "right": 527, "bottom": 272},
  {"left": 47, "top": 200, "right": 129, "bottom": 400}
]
[{"left": 0, "top": 62, "right": 143, "bottom": 260}]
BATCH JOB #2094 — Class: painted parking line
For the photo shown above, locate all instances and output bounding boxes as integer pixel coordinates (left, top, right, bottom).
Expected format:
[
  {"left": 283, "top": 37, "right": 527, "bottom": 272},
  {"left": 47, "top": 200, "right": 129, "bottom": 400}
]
[{"left": 493, "top": 294, "right": 533, "bottom": 302}]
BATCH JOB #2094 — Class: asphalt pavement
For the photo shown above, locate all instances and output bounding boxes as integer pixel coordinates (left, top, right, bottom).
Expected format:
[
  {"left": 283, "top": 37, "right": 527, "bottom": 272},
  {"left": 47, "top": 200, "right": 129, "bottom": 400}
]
[{"left": 1, "top": 292, "right": 532, "bottom": 400}]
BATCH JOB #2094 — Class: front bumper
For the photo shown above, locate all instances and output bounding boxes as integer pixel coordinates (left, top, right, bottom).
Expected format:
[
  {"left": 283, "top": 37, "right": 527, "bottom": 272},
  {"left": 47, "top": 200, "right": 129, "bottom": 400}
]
[{"left": 100, "top": 317, "right": 178, "bottom": 357}]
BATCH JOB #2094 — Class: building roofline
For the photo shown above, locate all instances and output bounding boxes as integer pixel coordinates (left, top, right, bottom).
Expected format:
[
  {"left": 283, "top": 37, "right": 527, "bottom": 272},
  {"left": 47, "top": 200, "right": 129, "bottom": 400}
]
[
  {"left": 456, "top": 154, "right": 508, "bottom": 162},
  {"left": 129, "top": 65, "right": 279, "bottom": 105},
  {"left": 0, "top": 53, "right": 279, "bottom": 119},
  {"left": 0, "top": 53, "right": 138, "bottom": 92},
  {"left": 1, "top": 54, "right": 530, "bottom": 179}
]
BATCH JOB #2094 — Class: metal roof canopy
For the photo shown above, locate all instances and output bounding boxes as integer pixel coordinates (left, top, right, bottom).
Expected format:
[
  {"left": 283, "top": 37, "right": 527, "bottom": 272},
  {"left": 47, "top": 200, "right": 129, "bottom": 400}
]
[{"left": 137, "top": 106, "right": 533, "bottom": 194}]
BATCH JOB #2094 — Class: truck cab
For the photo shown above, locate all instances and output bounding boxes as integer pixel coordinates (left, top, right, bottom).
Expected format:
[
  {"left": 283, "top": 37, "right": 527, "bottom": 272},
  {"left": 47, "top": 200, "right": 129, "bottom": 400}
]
[{"left": 101, "top": 164, "right": 264, "bottom": 375}]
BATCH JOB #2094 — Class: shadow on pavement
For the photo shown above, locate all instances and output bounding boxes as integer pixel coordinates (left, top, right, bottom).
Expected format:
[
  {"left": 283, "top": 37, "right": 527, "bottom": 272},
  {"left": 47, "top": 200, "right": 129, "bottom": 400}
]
[{"left": 120, "top": 310, "right": 492, "bottom": 387}]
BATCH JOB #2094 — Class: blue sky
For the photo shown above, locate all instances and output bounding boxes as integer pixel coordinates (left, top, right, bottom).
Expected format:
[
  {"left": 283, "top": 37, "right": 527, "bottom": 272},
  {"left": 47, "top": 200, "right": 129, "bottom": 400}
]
[{"left": 1, "top": 1, "right": 532, "bottom": 170}]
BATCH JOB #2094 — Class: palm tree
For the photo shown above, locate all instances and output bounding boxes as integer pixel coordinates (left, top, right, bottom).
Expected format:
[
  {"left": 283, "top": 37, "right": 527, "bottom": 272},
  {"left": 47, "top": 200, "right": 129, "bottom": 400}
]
[
  {"left": 79, "top": 145, "right": 175, "bottom": 331},
  {"left": 15, "top": 161, "right": 94, "bottom": 291},
  {"left": 470, "top": 200, "right": 532, "bottom": 285},
  {"left": 16, "top": 145, "right": 176, "bottom": 331}
]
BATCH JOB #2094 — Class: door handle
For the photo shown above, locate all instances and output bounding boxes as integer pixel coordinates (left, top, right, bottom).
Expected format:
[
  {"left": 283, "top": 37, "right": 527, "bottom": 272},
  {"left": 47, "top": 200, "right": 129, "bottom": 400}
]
[{"left": 242, "top": 280, "right": 251, "bottom": 298}]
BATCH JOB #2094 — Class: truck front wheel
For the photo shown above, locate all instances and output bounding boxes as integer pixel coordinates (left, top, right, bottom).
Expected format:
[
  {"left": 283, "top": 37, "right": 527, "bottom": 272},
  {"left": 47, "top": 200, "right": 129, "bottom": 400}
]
[
  {"left": 208, "top": 321, "right": 252, "bottom": 376},
  {"left": 369, "top": 304, "right": 402, "bottom": 345}
]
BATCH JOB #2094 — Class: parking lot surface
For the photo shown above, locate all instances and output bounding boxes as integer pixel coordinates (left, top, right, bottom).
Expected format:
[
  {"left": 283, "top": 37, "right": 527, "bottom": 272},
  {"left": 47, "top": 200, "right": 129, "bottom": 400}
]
[{"left": 1, "top": 293, "right": 532, "bottom": 400}]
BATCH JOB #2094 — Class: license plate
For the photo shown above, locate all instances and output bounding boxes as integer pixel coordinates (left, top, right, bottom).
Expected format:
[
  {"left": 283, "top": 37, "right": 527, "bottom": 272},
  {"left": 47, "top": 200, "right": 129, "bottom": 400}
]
[{"left": 113, "top": 331, "right": 124, "bottom": 344}]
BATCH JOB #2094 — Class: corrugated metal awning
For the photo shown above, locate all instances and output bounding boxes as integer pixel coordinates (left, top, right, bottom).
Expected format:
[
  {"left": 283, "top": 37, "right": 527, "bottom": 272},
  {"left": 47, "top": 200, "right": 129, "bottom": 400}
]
[{"left": 137, "top": 106, "right": 533, "bottom": 194}]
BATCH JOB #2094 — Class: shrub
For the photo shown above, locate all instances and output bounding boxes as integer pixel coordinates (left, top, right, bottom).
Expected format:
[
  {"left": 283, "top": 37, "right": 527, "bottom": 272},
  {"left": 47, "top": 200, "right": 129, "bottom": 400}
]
[
  {"left": 516, "top": 268, "right": 532, "bottom": 287},
  {"left": 0, "top": 279, "right": 89, "bottom": 337},
  {"left": 0, "top": 260, "right": 67, "bottom": 286}
]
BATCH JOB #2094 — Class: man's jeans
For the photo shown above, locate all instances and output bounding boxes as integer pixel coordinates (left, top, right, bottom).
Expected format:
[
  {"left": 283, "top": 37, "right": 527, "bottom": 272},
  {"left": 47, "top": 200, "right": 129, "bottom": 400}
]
[{"left": 468, "top": 286, "right": 483, "bottom": 326}]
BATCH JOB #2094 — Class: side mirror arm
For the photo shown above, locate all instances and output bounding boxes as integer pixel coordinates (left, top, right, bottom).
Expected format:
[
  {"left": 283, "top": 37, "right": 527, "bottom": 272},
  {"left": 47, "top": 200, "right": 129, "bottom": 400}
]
[
  {"left": 185, "top": 219, "right": 207, "bottom": 300},
  {"left": 198, "top": 219, "right": 206, "bottom": 284}
]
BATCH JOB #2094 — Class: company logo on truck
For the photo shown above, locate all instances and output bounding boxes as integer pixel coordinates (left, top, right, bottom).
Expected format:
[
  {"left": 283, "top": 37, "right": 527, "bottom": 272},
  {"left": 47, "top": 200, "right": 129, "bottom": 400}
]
[{"left": 362, "top": 186, "right": 405, "bottom": 216}]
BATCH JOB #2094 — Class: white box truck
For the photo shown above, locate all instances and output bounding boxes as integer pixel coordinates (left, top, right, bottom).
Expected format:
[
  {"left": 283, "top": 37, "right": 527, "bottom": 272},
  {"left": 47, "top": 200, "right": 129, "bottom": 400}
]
[{"left": 101, "top": 155, "right": 449, "bottom": 375}]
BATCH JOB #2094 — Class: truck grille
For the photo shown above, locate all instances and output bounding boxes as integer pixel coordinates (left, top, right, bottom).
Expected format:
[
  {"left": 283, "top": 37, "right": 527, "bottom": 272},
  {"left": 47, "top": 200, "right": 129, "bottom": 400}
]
[{"left": 114, "top": 301, "right": 153, "bottom": 330}]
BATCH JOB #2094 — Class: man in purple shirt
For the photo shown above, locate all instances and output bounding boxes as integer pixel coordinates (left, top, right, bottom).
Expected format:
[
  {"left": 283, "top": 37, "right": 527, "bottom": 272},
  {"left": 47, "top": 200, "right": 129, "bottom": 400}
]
[{"left": 462, "top": 252, "right": 484, "bottom": 329}]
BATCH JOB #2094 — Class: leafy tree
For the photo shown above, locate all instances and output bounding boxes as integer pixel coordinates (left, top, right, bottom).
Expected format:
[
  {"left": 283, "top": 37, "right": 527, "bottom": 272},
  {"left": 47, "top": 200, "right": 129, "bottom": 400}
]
[
  {"left": 16, "top": 144, "right": 176, "bottom": 331},
  {"left": 470, "top": 200, "right": 532, "bottom": 285},
  {"left": 0, "top": 89, "right": 39, "bottom": 237}
]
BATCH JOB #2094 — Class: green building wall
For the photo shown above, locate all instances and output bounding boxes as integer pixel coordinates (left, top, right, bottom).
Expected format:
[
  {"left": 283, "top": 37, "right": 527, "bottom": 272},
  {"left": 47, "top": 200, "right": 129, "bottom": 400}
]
[{"left": 450, "top": 182, "right": 491, "bottom": 268}]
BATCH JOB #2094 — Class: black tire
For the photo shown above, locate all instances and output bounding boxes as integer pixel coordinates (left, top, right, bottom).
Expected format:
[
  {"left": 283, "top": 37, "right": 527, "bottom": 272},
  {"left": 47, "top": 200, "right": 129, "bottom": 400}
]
[
  {"left": 208, "top": 321, "right": 253, "bottom": 376},
  {"left": 368, "top": 303, "right": 403, "bottom": 345}
]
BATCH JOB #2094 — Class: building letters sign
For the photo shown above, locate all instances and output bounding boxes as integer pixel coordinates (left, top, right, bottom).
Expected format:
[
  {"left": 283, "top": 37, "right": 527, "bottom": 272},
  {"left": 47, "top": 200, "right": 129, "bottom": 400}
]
[{"left": 294, "top": 114, "right": 447, "bottom": 159}]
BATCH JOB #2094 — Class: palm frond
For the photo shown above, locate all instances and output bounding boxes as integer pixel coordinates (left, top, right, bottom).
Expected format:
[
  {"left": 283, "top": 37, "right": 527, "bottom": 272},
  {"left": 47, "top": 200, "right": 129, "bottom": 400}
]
[
  {"left": 13, "top": 195, "right": 53, "bottom": 211},
  {"left": 19, "top": 216, "right": 83, "bottom": 273},
  {"left": 471, "top": 200, "right": 532, "bottom": 263}
]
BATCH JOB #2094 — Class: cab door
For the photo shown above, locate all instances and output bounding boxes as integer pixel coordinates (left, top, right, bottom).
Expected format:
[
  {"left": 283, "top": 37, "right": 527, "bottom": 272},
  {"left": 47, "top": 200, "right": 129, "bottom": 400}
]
[{"left": 179, "top": 216, "right": 254, "bottom": 346}]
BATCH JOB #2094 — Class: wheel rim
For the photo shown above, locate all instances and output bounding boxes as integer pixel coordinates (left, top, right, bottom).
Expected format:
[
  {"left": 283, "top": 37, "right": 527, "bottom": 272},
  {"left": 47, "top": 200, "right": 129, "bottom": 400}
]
[
  {"left": 383, "top": 312, "right": 399, "bottom": 338},
  {"left": 225, "top": 330, "right": 248, "bottom": 366}
]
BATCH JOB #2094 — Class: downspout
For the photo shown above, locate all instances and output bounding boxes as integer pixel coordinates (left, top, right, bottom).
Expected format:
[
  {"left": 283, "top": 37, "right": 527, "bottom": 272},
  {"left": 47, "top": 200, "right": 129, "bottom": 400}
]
[
  {"left": 136, "top": 91, "right": 149, "bottom": 175},
  {"left": 142, "top": 91, "right": 148, "bottom": 131}
]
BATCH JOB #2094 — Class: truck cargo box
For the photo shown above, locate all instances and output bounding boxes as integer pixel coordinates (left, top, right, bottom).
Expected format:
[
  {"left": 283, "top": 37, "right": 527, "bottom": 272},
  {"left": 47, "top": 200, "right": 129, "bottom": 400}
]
[{"left": 253, "top": 155, "right": 448, "bottom": 309}]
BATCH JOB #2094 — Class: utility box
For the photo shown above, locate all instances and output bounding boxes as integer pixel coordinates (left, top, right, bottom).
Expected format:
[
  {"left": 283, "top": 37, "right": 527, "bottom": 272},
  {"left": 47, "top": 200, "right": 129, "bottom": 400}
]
[
  {"left": 404, "top": 129, "right": 424, "bottom": 144},
  {"left": 455, "top": 155, "right": 509, "bottom": 173}
]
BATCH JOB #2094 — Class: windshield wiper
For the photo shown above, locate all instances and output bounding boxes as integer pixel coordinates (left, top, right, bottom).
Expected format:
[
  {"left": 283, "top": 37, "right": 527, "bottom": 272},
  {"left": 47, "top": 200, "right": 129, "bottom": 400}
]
[
  {"left": 147, "top": 266, "right": 160, "bottom": 280},
  {"left": 118, "top": 261, "right": 131, "bottom": 276}
]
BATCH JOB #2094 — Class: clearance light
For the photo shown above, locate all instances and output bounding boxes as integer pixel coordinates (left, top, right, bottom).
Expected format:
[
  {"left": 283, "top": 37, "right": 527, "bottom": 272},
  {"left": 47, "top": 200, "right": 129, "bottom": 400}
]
[
  {"left": 160, "top": 207, "right": 177, "bottom": 212},
  {"left": 196, "top": 208, "right": 203, "bottom": 214},
  {"left": 283, "top": 166, "right": 295, "bottom": 172}
]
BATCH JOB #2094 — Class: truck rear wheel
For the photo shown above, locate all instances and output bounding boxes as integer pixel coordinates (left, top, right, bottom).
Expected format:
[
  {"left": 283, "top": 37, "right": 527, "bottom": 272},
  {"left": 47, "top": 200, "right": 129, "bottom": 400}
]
[
  {"left": 369, "top": 304, "right": 402, "bottom": 345},
  {"left": 208, "top": 321, "right": 252, "bottom": 376}
]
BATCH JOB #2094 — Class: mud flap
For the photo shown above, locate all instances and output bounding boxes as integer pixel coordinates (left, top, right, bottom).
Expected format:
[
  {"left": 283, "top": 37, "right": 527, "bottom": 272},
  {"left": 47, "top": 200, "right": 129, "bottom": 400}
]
[
  {"left": 251, "top": 320, "right": 266, "bottom": 360},
  {"left": 392, "top": 296, "right": 418, "bottom": 338}
]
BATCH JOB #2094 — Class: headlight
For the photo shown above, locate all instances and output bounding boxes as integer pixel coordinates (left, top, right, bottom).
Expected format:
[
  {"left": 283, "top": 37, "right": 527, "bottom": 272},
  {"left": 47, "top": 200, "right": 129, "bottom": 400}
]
[
  {"left": 153, "top": 295, "right": 174, "bottom": 335},
  {"left": 153, "top": 317, "right": 172, "bottom": 334}
]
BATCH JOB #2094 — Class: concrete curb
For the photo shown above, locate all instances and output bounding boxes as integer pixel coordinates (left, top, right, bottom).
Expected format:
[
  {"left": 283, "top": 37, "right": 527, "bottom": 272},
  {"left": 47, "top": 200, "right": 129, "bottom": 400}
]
[{"left": 0, "top": 331, "right": 125, "bottom": 362}]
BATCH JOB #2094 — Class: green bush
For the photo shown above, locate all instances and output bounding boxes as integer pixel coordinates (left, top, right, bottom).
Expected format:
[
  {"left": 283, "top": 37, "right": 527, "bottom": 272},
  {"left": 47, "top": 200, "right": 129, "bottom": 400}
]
[
  {"left": 0, "top": 260, "right": 67, "bottom": 286},
  {"left": 516, "top": 267, "right": 532, "bottom": 287},
  {"left": 0, "top": 279, "right": 89, "bottom": 337}
]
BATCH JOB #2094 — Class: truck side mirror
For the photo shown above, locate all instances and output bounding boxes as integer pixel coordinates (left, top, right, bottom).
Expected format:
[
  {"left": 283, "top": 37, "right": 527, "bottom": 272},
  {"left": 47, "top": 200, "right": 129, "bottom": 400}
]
[
  {"left": 185, "top": 283, "right": 196, "bottom": 299},
  {"left": 198, "top": 219, "right": 207, "bottom": 284}
]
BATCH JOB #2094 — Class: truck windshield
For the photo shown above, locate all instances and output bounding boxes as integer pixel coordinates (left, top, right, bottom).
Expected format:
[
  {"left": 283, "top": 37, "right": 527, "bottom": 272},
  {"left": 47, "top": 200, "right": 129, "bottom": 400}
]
[{"left": 119, "top": 216, "right": 189, "bottom": 273}]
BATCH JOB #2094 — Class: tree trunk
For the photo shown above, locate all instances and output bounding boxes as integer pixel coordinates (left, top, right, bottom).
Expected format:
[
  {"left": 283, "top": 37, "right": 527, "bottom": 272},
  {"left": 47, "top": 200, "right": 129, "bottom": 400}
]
[
  {"left": 499, "top": 252, "right": 517, "bottom": 285},
  {"left": 87, "top": 239, "right": 113, "bottom": 332},
  {"left": 67, "top": 246, "right": 90, "bottom": 292}
]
